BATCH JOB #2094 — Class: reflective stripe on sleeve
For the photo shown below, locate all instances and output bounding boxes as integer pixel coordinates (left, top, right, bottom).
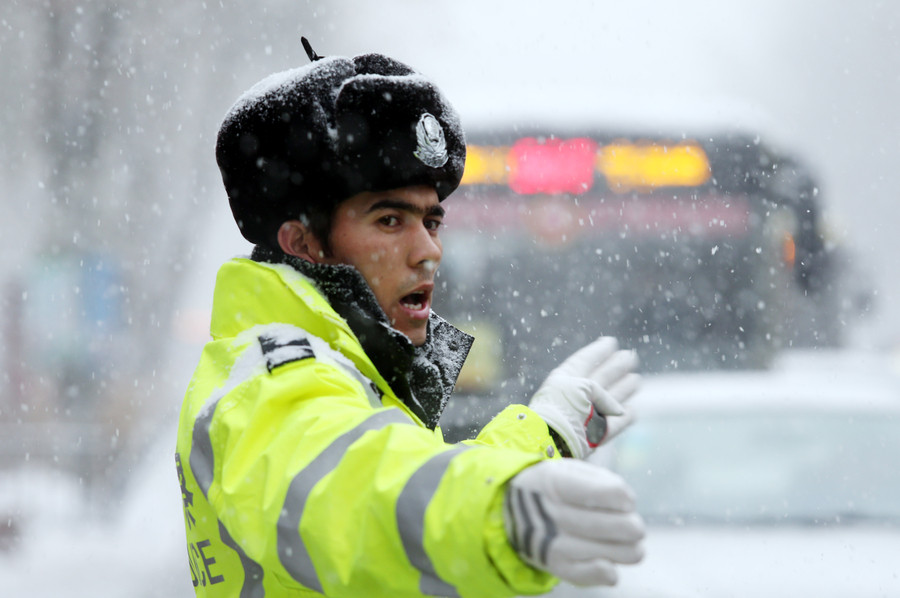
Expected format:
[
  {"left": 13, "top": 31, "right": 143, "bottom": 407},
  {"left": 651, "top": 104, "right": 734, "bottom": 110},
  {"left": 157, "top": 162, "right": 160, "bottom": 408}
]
[
  {"left": 218, "top": 520, "right": 265, "bottom": 598},
  {"left": 189, "top": 333, "right": 269, "bottom": 499},
  {"left": 260, "top": 325, "right": 384, "bottom": 409},
  {"left": 277, "top": 408, "right": 411, "bottom": 593},
  {"left": 334, "top": 360, "right": 383, "bottom": 409},
  {"left": 509, "top": 488, "right": 556, "bottom": 567},
  {"left": 395, "top": 448, "right": 466, "bottom": 598},
  {"left": 189, "top": 397, "right": 266, "bottom": 595},
  {"left": 190, "top": 400, "right": 219, "bottom": 498},
  {"left": 189, "top": 339, "right": 381, "bottom": 500}
]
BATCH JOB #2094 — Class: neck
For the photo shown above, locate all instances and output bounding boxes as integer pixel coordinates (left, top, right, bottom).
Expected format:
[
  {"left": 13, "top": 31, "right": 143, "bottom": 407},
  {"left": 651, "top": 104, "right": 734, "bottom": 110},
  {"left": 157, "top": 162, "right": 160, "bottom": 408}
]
[{"left": 250, "top": 245, "right": 472, "bottom": 429}]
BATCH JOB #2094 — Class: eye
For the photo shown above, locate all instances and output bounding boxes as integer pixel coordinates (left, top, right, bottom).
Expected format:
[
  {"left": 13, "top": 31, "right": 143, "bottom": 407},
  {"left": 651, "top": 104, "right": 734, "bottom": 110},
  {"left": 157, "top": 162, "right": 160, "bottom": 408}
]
[
  {"left": 425, "top": 217, "right": 443, "bottom": 232},
  {"left": 378, "top": 215, "right": 400, "bottom": 227}
]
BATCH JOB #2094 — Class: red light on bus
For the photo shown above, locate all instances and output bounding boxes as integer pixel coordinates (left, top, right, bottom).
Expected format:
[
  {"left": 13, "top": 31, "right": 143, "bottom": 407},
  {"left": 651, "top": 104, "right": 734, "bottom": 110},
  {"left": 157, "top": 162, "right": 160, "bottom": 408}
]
[{"left": 507, "top": 137, "right": 598, "bottom": 195}]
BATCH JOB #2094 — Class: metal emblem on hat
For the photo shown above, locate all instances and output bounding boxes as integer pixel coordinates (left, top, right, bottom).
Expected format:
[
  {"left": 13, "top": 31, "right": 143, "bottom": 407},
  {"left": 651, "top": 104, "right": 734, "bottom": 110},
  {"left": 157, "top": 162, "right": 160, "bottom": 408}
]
[{"left": 414, "top": 113, "right": 449, "bottom": 168}]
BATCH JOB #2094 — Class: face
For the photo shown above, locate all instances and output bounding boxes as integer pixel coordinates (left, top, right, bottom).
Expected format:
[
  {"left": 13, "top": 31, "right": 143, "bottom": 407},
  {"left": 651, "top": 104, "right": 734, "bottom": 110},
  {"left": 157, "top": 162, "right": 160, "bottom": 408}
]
[{"left": 318, "top": 185, "right": 444, "bottom": 346}]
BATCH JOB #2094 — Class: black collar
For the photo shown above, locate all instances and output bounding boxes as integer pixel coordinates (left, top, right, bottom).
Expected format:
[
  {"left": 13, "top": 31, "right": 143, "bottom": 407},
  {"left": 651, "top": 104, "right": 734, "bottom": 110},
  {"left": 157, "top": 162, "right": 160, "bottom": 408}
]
[{"left": 250, "top": 246, "right": 473, "bottom": 429}]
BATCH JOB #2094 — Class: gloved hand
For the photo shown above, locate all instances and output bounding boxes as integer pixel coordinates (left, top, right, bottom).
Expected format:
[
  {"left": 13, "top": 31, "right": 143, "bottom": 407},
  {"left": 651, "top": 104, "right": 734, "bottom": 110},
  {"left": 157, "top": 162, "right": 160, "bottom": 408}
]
[
  {"left": 504, "top": 459, "right": 645, "bottom": 586},
  {"left": 529, "top": 337, "right": 640, "bottom": 459}
]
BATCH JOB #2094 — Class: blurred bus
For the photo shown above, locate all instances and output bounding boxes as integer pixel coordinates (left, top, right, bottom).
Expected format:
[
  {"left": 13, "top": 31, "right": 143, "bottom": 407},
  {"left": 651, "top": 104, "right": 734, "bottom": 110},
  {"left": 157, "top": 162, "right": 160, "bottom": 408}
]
[{"left": 435, "top": 129, "right": 843, "bottom": 439}]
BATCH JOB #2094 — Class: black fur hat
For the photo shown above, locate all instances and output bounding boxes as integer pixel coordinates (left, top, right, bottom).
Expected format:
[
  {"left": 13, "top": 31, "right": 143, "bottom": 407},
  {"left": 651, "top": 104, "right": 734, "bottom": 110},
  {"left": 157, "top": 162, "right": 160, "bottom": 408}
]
[{"left": 216, "top": 40, "right": 467, "bottom": 247}]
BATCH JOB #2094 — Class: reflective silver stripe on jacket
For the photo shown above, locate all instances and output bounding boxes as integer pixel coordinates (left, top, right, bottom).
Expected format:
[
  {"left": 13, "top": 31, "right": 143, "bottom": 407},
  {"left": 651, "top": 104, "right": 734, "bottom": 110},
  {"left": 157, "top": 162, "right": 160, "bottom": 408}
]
[
  {"left": 190, "top": 394, "right": 266, "bottom": 595},
  {"left": 396, "top": 448, "right": 467, "bottom": 598},
  {"left": 335, "top": 360, "right": 383, "bottom": 409},
  {"left": 260, "top": 324, "right": 383, "bottom": 409},
  {"left": 219, "top": 520, "right": 265, "bottom": 598},
  {"left": 189, "top": 331, "right": 271, "bottom": 498},
  {"left": 507, "top": 487, "right": 557, "bottom": 567},
  {"left": 190, "top": 400, "right": 219, "bottom": 497},
  {"left": 277, "top": 409, "right": 410, "bottom": 593},
  {"left": 189, "top": 325, "right": 382, "bottom": 498}
]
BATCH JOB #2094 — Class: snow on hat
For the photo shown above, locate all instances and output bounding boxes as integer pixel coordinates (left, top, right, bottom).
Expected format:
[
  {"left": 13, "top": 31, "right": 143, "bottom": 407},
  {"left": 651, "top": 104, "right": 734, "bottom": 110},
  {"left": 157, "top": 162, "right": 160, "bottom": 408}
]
[{"left": 216, "top": 38, "right": 467, "bottom": 247}]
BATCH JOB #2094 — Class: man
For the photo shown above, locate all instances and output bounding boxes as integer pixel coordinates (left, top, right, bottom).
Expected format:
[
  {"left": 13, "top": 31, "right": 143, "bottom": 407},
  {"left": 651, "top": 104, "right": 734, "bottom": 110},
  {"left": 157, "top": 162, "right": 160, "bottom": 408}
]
[{"left": 175, "top": 39, "right": 644, "bottom": 597}]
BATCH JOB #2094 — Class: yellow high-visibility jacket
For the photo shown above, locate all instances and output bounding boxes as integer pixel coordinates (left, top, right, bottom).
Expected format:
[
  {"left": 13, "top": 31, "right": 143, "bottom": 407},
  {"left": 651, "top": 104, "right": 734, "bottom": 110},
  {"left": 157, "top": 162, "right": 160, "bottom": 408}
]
[{"left": 175, "top": 257, "right": 559, "bottom": 597}]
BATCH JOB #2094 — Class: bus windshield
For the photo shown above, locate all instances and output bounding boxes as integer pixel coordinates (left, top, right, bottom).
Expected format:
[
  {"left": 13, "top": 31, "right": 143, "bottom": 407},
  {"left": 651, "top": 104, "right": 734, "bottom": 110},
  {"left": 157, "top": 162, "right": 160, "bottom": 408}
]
[{"left": 434, "top": 131, "right": 843, "bottom": 438}]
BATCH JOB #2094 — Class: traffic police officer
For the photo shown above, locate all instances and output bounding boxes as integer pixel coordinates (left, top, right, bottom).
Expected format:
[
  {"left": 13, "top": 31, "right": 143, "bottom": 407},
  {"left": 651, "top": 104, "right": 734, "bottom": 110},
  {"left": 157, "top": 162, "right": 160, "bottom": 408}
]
[{"left": 175, "top": 39, "right": 644, "bottom": 597}]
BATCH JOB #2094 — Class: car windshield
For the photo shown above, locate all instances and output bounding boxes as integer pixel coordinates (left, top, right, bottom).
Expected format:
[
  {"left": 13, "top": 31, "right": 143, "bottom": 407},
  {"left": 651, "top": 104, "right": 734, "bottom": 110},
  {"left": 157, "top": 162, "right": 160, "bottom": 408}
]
[{"left": 612, "top": 411, "right": 900, "bottom": 526}]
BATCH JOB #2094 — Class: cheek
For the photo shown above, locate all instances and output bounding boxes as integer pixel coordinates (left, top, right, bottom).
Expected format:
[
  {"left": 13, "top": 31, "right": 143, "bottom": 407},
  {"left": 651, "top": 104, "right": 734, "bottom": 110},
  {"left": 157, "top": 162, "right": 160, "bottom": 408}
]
[
  {"left": 364, "top": 245, "right": 402, "bottom": 266},
  {"left": 356, "top": 257, "right": 390, "bottom": 290}
]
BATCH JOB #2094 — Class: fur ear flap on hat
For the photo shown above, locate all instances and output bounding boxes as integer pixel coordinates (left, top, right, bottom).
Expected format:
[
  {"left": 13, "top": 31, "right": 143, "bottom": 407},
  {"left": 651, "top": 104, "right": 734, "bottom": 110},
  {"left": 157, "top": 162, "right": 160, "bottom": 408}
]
[{"left": 216, "top": 38, "right": 466, "bottom": 248}]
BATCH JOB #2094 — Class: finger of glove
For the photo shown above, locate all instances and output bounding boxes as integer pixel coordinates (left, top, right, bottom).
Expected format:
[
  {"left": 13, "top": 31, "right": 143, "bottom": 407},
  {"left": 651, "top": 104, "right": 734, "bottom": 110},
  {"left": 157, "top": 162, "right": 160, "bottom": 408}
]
[
  {"left": 602, "top": 410, "right": 636, "bottom": 443},
  {"left": 586, "top": 380, "right": 625, "bottom": 416},
  {"left": 598, "top": 374, "right": 641, "bottom": 444},
  {"left": 550, "top": 532, "right": 645, "bottom": 566},
  {"left": 549, "top": 556, "right": 619, "bottom": 587},
  {"left": 542, "top": 459, "right": 636, "bottom": 511},
  {"left": 553, "top": 505, "right": 646, "bottom": 546},
  {"left": 590, "top": 349, "right": 639, "bottom": 388},
  {"left": 555, "top": 337, "right": 619, "bottom": 377},
  {"left": 608, "top": 372, "right": 641, "bottom": 405}
]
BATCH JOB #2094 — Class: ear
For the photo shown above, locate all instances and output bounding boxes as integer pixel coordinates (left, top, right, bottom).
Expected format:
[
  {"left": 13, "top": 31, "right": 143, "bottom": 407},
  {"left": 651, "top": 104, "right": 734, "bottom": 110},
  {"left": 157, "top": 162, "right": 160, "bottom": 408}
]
[{"left": 277, "top": 220, "right": 326, "bottom": 263}]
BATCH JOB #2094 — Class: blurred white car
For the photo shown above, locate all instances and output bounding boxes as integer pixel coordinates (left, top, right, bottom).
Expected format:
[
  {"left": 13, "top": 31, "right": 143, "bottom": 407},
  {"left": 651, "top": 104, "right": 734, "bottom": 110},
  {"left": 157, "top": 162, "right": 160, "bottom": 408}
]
[{"left": 551, "top": 350, "right": 900, "bottom": 598}]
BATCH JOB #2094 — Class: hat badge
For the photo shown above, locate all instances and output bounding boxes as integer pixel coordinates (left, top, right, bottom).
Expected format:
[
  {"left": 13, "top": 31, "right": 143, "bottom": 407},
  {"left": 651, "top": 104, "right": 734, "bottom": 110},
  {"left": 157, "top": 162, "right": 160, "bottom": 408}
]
[{"left": 414, "top": 113, "right": 449, "bottom": 168}]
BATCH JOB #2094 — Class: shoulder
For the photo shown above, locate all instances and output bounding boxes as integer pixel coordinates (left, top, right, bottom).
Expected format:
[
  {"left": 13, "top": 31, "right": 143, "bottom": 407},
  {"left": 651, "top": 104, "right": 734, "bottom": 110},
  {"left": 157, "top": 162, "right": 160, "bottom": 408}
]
[{"left": 211, "top": 257, "right": 351, "bottom": 339}]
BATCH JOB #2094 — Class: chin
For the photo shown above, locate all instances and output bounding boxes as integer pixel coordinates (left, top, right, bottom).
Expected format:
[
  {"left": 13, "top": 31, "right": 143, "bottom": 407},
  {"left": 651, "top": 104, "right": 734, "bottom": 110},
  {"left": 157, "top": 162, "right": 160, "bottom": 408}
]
[{"left": 403, "top": 327, "right": 428, "bottom": 347}]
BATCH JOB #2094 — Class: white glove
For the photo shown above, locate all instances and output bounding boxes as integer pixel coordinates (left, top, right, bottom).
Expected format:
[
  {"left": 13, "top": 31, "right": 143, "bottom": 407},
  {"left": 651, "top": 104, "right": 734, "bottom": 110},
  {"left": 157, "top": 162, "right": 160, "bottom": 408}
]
[
  {"left": 504, "top": 459, "right": 645, "bottom": 586},
  {"left": 529, "top": 337, "right": 640, "bottom": 459}
]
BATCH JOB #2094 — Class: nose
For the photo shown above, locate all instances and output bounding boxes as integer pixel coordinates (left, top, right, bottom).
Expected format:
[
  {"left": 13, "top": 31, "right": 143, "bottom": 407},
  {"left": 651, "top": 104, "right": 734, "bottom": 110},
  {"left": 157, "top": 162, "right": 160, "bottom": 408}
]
[{"left": 408, "top": 223, "right": 442, "bottom": 270}]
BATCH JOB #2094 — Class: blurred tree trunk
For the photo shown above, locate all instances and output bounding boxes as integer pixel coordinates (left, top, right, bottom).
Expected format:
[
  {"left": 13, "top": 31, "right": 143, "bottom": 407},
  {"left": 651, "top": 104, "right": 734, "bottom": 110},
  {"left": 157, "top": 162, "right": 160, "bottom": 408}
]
[{"left": 0, "top": 0, "right": 329, "bottom": 498}]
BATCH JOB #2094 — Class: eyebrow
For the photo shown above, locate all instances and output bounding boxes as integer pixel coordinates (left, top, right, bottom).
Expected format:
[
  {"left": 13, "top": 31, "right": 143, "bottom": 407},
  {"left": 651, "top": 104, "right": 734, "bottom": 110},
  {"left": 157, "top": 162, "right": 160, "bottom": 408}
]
[{"left": 367, "top": 199, "right": 445, "bottom": 218}]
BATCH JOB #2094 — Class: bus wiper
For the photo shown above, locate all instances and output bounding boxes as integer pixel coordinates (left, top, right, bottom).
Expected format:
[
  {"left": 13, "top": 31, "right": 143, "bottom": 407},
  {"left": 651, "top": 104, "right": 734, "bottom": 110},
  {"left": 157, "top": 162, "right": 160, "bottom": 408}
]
[
  {"left": 647, "top": 512, "right": 899, "bottom": 527},
  {"left": 767, "top": 512, "right": 900, "bottom": 527},
  {"left": 810, "top": 512, "right": 900, "bottom": 526},
  {"left": 645, "top": 513, "right": 747, "bottom": 526}
]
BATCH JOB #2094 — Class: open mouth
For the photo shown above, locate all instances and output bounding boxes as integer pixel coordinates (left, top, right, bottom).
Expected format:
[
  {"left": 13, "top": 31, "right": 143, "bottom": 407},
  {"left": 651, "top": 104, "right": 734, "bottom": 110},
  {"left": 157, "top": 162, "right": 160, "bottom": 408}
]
[{"left": 400, "top": 291, "right": 428, "bottom": 312}]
